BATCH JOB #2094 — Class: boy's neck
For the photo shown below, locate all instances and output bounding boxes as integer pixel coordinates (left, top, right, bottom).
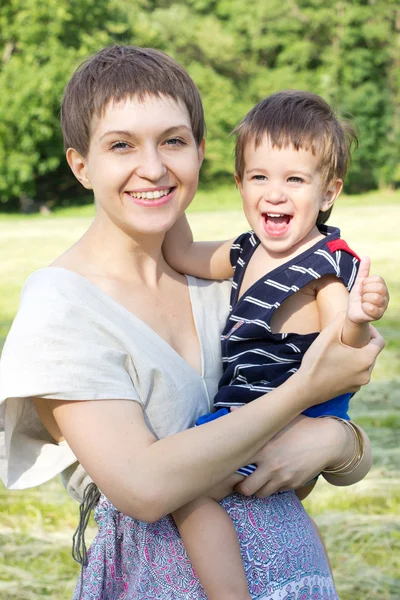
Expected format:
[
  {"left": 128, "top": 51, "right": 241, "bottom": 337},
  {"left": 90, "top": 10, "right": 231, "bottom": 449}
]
[{"left": 257, "top": 224, "right": 326, "bottom": 271}]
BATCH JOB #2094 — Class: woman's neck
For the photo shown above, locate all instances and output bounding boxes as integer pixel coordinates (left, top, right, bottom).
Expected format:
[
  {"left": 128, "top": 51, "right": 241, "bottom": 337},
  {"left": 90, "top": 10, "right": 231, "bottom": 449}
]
[{"left": 52, "top": 215, "right": 171, "bottom": 287}]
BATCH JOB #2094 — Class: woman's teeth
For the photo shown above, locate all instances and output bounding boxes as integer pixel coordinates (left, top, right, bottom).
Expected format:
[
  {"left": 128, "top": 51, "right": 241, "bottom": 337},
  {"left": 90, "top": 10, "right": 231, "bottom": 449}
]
[{"left": 129, "top": 188, "right": 171, "bottom": 200}]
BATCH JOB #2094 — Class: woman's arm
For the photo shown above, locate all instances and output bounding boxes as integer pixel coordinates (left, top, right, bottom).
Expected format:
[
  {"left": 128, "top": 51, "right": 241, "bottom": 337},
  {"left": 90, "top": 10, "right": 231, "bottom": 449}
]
[
  {"left": 163, "top": 214, "right": 235, "bottom": 279},
  {"left": 48, "top": 378, "right": 310, "bottom": 522},
  {"left": 321, "top": 419, "right": 372, "bottom": 486},
  {"left": 47, "top": 313, "right": 383, "bottom": 522}
]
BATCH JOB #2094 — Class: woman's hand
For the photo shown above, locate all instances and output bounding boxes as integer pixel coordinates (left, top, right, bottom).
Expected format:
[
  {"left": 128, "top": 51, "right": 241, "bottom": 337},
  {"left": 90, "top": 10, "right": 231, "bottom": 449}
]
[
  {"left": 299, "top": 314, "right": 385, "bottom": 402},
  {"left": 234, "top": 415, "right": 369, "bottom": 497}
]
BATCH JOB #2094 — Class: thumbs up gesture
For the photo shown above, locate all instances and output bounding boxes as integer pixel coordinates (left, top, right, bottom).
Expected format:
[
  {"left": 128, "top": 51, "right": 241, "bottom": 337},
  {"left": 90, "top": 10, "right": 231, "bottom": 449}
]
[{"left": 347, "top": 257, "right": 389, "bottom": 325}]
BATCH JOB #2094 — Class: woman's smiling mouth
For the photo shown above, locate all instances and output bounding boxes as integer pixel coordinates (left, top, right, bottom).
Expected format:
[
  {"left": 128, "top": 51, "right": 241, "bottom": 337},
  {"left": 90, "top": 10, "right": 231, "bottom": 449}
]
[
  {"left": 126, "top": 187, "right": 176, "bottom": 206},
  {"left": 128, "top": 187, "right": 173, "bottom": 200}
]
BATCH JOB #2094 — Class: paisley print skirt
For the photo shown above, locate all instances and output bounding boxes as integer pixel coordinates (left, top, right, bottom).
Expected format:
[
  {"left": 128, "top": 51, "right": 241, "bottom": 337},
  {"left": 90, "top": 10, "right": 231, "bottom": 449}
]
[{"left": 73, "top": 491, "right": 338, "bottom": 600}]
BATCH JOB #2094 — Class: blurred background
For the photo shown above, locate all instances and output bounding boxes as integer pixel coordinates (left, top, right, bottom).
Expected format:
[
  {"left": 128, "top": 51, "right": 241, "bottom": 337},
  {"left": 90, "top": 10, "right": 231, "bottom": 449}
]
[{"left": 0, "top": 0, "right": 399, "bottom": 598}]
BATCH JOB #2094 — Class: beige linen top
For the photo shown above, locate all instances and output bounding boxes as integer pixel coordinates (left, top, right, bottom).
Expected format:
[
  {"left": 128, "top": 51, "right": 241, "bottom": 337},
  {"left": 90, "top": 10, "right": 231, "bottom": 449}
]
[{"left": 0, "top": 268, "right": 231, "bottom": 500}]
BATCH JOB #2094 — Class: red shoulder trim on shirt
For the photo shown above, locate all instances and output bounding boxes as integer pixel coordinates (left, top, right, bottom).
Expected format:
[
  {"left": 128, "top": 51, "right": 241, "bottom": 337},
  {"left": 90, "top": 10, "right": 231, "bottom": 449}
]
[{"left": 326, "top": 239, "right": 360, "bottom": 261}]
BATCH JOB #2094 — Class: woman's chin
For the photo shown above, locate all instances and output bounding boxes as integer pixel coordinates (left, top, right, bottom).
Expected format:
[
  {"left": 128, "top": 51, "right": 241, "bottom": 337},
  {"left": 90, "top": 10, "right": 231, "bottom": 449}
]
[{"left": 127, "top": 220, "right": 179, "bottom": 240}]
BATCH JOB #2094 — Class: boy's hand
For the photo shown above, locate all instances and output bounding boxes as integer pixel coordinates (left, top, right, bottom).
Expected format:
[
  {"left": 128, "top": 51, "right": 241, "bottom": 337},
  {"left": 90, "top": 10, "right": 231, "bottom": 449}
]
[{"left": 347, "top": 256, "right": 389, "bottom": 325}]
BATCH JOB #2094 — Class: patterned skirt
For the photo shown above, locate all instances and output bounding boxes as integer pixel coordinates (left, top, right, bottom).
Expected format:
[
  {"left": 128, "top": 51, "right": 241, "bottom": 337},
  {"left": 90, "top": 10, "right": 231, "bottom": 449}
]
[{"left": 73, "top": 491, "right": 338, "bottom": 600}]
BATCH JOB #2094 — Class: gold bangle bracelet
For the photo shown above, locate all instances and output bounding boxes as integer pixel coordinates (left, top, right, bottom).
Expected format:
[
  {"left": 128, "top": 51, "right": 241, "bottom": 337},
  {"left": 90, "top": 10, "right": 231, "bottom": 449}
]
[{"left": 318, "top": 416, "right": 365, "bottom": 477}]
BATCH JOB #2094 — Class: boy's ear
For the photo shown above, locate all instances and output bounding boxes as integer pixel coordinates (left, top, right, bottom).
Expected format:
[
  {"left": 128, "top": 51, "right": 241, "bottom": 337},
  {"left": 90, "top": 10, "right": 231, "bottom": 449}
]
[
  {"left": 321, "top": 179, "right": 343, "bottom": 212},
  {"left": 66, "top": 148, "right": 93, "bottom": 190},
  {"left": 234, "top": 173, "right": 243, "bottom": 195}
]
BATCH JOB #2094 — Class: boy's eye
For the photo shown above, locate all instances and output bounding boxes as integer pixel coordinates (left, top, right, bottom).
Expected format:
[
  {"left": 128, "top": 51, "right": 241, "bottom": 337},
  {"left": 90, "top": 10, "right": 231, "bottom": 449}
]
[
  {"left": 288, "top": 176, "right": 304, "bottom": 183},
  {"left": 110, "top": 141, "right": 130, "bottom": 151},
  {"left": 253, "top": 174, "right": 267, "bottom": 181}
]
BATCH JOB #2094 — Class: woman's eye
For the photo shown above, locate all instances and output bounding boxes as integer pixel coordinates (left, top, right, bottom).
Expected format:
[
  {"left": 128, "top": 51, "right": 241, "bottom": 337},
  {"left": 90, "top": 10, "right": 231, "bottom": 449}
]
[
  {"left": 288, "top": 176, "right": 304, "bottom": 183},
  {"left": 165, "top": 137, "right": 186, "bottom": 147},
  {"left": 110, "top": 141, "right": 130, "bottom": 151}
]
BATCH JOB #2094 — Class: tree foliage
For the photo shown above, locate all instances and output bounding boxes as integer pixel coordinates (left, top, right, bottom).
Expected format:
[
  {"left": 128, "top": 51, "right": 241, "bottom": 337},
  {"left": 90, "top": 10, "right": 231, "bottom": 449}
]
[{"left": 1, "top": 0, "right": 399, "bottom": 209}]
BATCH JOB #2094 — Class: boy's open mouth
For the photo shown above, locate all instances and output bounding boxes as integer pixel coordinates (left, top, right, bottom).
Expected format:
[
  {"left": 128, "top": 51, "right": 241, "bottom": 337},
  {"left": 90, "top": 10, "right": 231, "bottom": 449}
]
[{"left": 262, "top": 212, "right": 292, "bottom": 236}]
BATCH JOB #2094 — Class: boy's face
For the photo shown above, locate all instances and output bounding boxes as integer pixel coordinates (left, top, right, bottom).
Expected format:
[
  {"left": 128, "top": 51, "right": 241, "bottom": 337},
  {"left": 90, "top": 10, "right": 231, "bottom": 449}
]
[
  {"left": 67, "top": 95, "right": 204, "bottom": 238},
  {"left": 236, "top": 136, "right": 342, "bottom": 257}
]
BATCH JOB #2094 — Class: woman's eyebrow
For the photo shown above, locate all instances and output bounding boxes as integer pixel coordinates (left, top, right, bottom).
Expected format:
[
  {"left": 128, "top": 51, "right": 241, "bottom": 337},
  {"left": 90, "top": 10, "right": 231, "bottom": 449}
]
[
  {"left": 162, "top": 125, "right": 192, "bottom": 136},
  {"left": 99, "top": 125, "right": 192, "bottom": 141},
  {"left": 100, "top": 129, "right": 133, "bottom": 140}
]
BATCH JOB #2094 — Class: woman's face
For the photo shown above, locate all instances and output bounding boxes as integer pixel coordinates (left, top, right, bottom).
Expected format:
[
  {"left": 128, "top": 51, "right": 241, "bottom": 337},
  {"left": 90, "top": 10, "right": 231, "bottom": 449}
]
[{"left": 70, "top": 94, "right": 204, "bottom": 238}]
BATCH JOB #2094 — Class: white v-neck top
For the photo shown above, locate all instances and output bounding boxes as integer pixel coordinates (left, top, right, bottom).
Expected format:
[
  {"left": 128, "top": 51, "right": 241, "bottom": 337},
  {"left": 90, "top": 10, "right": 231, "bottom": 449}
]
[{"left": 0, "top": 268, "right": 231, "bottom": 497}]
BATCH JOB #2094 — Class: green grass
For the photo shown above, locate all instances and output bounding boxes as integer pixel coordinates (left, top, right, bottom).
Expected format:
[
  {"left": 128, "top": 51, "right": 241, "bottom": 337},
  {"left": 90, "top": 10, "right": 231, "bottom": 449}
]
[
  {"left": 0, "top": 480, "right": 90, "bottom": 599},
  {"left": 0, "top": 188, "right": 399, "bottom": 599},
  {"left": 303, "top": 380, "right": 400, "bottom": 600}
]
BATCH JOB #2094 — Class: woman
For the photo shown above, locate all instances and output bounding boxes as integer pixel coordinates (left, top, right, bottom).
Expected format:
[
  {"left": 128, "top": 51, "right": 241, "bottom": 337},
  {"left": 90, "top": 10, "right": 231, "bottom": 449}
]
[{"left": 0, "top": 45, "right": 384, "bottom": 600}]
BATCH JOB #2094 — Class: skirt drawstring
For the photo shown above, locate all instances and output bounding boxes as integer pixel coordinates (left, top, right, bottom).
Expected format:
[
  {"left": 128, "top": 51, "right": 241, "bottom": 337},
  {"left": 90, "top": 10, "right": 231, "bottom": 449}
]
[{"left": 72, "top": 482, "right": 101, "bottom": 598}]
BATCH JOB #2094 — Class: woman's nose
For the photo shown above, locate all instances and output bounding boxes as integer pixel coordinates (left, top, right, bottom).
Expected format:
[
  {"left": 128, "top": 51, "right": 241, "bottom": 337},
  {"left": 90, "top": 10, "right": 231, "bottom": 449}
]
[{"left": 135, "top": 146, "right": 168, "bottom": 182}]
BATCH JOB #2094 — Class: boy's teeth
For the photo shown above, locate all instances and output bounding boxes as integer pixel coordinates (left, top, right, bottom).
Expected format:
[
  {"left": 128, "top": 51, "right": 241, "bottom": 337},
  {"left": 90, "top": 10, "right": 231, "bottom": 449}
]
[
  {"left": 267, "top": 213, "right": 285, "bottom": 217},
  {"left": 130, "top": 188, "right": 170, "bottom": 199}
]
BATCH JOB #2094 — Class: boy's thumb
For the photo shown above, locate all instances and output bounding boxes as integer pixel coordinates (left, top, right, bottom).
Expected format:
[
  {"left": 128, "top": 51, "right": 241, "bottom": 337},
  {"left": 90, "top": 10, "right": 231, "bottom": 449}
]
[{"left": 356, "top": 256, "right": 371, "bottom": 281}]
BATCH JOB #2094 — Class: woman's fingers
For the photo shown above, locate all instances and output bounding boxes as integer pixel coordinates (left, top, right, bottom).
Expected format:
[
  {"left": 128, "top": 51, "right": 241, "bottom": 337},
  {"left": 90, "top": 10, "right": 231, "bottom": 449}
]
[
  {"left": 359, "top": 325, "right": 385, "bottom": 379},
  {"left": 368, "top": 324, "right": 386, "bottom": 355},
  {"left": 234, "top": 450, "right": 293, "bottom": 497},
  {"left": 235, "top": 472, "right": 304, "bottom": 498},
  {"left": 235, "top": 472, "right": 287, "bottom": 498},
  {"left": 234, "top": 471, "right": 261, "bottom": 497}
]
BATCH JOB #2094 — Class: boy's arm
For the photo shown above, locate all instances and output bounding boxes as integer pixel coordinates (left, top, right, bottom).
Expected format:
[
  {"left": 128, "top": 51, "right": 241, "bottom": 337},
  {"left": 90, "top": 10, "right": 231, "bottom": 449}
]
[
  {"left": 343, "top": 256, "right": 388, "bottom": 347},
  {"left": 163, "top": 214, "right": 235, "bottom": 279},
  {"left": 315, "top": 274, "right": 352, "bottom": 331},
  {"left": 316, "top": 257, "right": 388, "bottom": 348}
]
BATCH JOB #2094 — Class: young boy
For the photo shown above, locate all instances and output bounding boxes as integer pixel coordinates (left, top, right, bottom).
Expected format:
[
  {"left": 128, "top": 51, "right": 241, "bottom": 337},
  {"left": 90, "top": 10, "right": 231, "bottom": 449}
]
[{"left": 164, "top": 90, "right": 387, "bottom": 600}]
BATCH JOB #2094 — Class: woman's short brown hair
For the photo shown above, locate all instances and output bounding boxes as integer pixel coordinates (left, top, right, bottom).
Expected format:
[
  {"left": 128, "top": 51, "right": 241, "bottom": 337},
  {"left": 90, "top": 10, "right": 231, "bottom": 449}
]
[
  {"left": 233, "top": 90, "right": 358, "bottom": 224},
  {"left": 61, "top": 45, "right": 205, "bottom": 156}
]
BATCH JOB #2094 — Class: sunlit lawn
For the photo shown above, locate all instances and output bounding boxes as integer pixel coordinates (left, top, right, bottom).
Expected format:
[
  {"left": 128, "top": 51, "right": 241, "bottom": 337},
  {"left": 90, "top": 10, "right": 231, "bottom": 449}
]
[{"left": 0, "top": 188, "right": 399, "bottom": 599}]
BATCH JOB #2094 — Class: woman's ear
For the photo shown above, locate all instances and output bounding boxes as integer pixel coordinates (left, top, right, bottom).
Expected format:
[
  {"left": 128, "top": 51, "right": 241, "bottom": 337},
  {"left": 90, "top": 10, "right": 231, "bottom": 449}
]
[
  {"left": 66, "top": 148, "right": 93, "bottom": 190},
  {"left": 321, "top": 179, "right": 343, "bottom": 212},
  {"left": 198, "top": 138, "right": 206, "bottom": 167}
]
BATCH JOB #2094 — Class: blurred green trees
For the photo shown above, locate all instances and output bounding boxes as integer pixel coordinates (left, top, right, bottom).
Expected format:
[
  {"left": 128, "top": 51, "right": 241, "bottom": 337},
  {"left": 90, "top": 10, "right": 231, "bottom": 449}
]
[{"left": 1, "top": 0, "right": 400, "bottom": 210}]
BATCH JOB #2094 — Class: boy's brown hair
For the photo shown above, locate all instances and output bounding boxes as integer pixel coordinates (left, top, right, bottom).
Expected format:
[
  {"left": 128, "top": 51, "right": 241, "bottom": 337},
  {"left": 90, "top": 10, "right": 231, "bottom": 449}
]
[
  {"left": 233, "top": 90, "right": 358, "bottom": 224},
  {"left": 61, "top": 45, "right": 205, "bottom": 156}
]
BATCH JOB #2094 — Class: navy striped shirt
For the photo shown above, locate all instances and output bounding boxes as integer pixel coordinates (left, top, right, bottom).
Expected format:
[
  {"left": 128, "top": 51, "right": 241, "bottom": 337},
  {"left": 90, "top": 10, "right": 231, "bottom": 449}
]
[{"left": 214, "top": 225, "right": 360, "bottom": 420}]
